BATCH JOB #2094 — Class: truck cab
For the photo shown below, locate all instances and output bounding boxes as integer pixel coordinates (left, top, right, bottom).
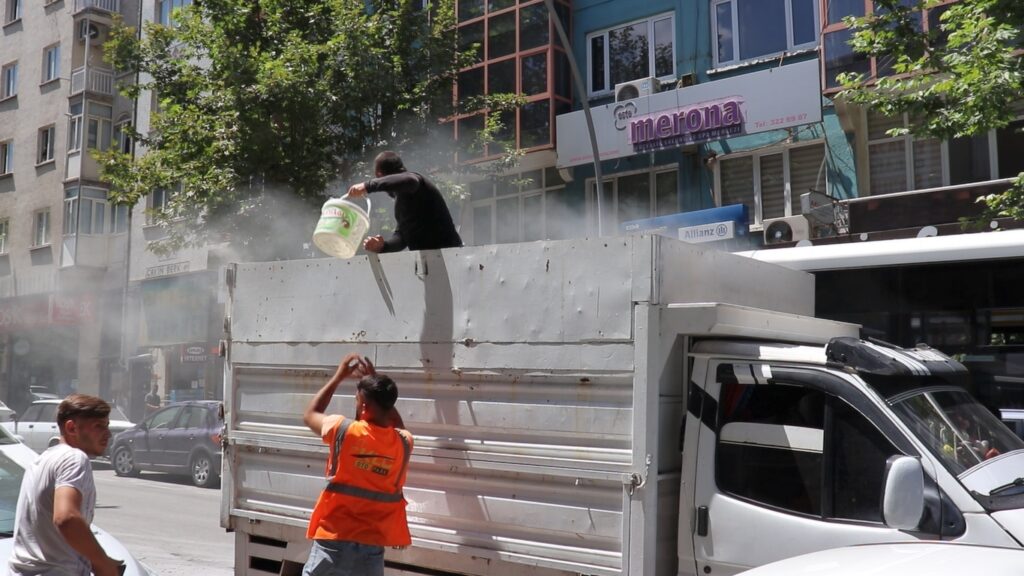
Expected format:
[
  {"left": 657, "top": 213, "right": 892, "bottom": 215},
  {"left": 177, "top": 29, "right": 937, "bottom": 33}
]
[{"left": 682, "top": 337, "right": 1024, "bottom": 575}]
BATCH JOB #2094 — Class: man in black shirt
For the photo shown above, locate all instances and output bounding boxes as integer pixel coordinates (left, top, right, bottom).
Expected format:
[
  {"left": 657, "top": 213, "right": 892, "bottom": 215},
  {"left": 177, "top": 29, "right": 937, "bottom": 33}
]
[{"left": 346, "top": 151, "right": 463, "bottom": 253}]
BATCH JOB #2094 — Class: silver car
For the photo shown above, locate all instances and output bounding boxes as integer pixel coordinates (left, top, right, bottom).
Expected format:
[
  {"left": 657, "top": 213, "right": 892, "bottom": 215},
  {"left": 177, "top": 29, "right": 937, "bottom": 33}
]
[{"left": 0, "top": 400, "right": 134, "bottom": 457}]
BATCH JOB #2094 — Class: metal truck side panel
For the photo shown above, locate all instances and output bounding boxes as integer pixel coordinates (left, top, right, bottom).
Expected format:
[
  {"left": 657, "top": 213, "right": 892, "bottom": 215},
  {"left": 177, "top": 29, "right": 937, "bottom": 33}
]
[{"left": 223, "top": 238, "right": 833, "bottom": 576}]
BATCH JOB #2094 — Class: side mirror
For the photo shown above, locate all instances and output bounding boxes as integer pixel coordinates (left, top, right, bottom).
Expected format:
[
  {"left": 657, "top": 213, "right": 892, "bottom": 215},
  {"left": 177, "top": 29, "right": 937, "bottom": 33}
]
[
  {"left": 883, "top": 455, "right": 925, "bottom": 530},
  {"left": 137, "top": 421, "right": 148, "bottom": 431}
]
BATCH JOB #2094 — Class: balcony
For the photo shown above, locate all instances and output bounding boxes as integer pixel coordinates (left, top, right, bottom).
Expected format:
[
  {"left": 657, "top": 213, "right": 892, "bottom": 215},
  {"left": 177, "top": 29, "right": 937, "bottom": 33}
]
[
  {"left": 61, "top": 233, "right": 127, "bottom": 270},
  {"left": 74, "top": 0, "right": 120, "bottom": 14},
  {"left": 70, "top": 67, "right": 115, "bottom": 97}
]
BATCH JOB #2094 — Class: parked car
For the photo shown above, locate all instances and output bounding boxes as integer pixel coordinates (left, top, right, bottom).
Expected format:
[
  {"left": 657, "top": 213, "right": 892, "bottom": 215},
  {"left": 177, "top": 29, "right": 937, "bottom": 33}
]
[
  {"left": 738, "top": 542, "right": 1024, "bottom": 576},
  {"left": 0, "top": 402, "right": 14, "bottom": 423},
  {"left": 27, "top": 386, "right": 58, "bottom": 402},
  {"left": 111, "top": 401, "right": 223, "bottom": 488},
  {"left": 0, "top": 400, "right": 135, "bottom": 457},
  {"left": 0, "top": 425, "right": 154, "bottom": 575}
]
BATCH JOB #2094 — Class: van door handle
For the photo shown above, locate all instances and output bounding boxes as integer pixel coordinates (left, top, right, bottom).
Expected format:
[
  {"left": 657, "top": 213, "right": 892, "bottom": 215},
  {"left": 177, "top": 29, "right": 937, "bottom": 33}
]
[{"left": 696, "top": 505, "right": 709, "bottom": 536}]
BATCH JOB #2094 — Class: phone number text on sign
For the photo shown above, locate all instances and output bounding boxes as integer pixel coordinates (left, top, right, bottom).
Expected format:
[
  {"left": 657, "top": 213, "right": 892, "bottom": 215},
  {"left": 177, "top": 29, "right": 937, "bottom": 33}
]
[{"left": 754, "top": 113, "right": 810, "bottom": 130}]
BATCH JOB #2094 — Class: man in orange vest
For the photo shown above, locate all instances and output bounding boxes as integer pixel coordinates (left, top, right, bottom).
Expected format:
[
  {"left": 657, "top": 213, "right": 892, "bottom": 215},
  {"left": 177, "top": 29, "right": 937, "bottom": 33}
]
[{"left": 301, "top": 353, "right": 412, "bottom": 576}]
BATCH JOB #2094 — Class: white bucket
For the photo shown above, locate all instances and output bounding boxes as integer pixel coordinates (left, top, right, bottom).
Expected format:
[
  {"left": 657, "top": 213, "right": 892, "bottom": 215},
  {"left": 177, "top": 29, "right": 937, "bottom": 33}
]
[{"left": 312, "top": 194, "right": 372, "bottom": 259}]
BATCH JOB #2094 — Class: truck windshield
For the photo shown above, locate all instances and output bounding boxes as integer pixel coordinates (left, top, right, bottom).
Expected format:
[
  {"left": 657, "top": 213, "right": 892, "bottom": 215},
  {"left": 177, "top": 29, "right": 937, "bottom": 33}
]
[{"left": 890, "top": 387, "right": 1024, "bottom": 477}]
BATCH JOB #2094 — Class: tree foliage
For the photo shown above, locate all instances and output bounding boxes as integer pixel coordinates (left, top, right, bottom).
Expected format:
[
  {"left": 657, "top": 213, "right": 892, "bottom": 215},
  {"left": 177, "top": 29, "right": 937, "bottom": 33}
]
[
  {"left": 101, "top": 0, "right": 515, "bottom": 258},
  {"left": 837, "top": 0, "right": 1024, "bottom": 221}
]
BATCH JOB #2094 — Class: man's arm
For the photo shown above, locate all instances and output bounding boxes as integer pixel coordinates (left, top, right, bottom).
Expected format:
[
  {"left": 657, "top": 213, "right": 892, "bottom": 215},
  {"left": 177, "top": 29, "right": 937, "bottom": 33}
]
[
  {"left": 303, "top": 354, "right": 370, "bottom": 435},
  {"left": 53, "top": 487, "right": 121, "bottom": 576},
  {"left": 365, "top": 172, "right": 421, "bottom": 197},
  {"left": 347, "top": 173, "right": 421, "bottom": 199},
  {"left": 380, "top": 229, "right": 407, "bottom": 253}
]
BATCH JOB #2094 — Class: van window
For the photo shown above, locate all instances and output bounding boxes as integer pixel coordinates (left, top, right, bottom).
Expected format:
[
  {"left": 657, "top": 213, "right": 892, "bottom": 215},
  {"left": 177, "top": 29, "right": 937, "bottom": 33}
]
[{"left": 717, "top": 380, "right": 900, "bottom": 521}]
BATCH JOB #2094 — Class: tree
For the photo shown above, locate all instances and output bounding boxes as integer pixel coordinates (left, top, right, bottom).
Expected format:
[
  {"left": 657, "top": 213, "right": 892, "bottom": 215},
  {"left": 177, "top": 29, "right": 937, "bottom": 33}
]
[
  {"left": 837, "top": 0, "right": 1024, "bottom": 221},
  {"left": 100, "top": 0, "right": 516, "bottom": 259}
]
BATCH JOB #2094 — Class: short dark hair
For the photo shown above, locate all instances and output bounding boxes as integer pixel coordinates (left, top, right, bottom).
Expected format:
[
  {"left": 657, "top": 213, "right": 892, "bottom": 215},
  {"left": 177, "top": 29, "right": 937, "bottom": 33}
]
[
  {"left": 374, "top": 151, "right": 405, "bottom": 176},
  {"left": 58, "top": 394, "right": 111, "bottom": 433},
  {"left": 357, "top": 374, "right": 398, "bottom": 412}
]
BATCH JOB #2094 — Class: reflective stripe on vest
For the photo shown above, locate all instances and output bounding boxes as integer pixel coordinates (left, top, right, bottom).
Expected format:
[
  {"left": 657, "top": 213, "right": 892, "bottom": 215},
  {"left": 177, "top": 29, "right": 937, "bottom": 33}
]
[
  {"left": 328, "top": 418, "right": 353, "bottom": 478},
  {"left": 325, "top": 422, "right": 412, "bottom": 503}
]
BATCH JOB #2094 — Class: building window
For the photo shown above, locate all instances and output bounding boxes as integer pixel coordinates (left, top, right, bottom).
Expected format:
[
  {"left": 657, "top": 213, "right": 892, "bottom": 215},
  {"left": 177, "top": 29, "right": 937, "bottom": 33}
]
[
  {"left": 157, "top": 0, "right": 192, "bottom": 26},
  {"left": 68, "top": 101, "right": 83, "bottom": 152},
  {"left": 37, "top": 126, "right": 55, "bottom": 164},
  {"left": 715, "top": 142, "right": 827, "bottom": 225},
  {"left": 42, "top": 44, "right": 60, "bottom": 84},
  {"left": 1, "top": 62, "right": 16, "bottom": 99},
  {"left": 712, "top": 0, "right": 818, "bottom": 67},
  {"left": 587, "top": 13, "right": 675, "bottom": 96},
  {"left": 454, "top": 0, "right": 571, "bottom": 162},
  {"left": 111, "top": 204, "right": 128, "bottom": 233},
  {"left": 822, "top": 1, "right": 951, "bottom": 90},
  {"left": 33, "top": 210, "right": 50, "bottom": 247},
  {"left": 149, "top": 185, "right": 179, "bottom": 223},
  {"left": 113, "top": 117, "right": 132, "bottom": 155},
  {"left": 4, "top": 0, "right": 20, "bottom": 24},
  {"left": 0, "top": 140, "right": 12, "bottom": 175},
  {"left": 587, "top": 167, "right": 679, "bottom": 235},
  {"left": 0, "top": 219, "right": 7, "bottom": 254},
  {"left": 86, "top": 102, "right": 112, "bottom": 151},
  {"left": 469, "top": 167, "right": 568, "bottom": 245},
  {"left": 863, "top": 108, "right": 1024, "bottom": 195},
  {"left": 64, "top": 187, "right": 110, "bottom": 235}
]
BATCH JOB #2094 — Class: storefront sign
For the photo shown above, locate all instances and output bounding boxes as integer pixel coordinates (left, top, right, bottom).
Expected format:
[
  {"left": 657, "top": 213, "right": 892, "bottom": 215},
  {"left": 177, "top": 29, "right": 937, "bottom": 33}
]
[
  {"left": 146, "top": 261, "right": 191, "bottom": 279},
  {"left": 181, "top": 344, "right": 209, "bottom": 363},
  {"left": 0, "top": 294, "right": 95, "bottom": 332},
  {"left": 621, "top": 204, "right": 749, "bottom": 245},
  {"left": 556, "top": 58, "right": 822, "bottom": 167},
  {"left": 630, "top": 99, "right": 743, "bottom": 151},
  {"left": 678, "top": 221, "right": 736, "bottom": 243}
]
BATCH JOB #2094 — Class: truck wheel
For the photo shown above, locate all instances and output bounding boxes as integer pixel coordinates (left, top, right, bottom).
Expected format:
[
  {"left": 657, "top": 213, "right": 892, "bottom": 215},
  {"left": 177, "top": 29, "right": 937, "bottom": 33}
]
[
  {"left": 191, "top": 452, "right": 219, "bottom": 488},
  {"left": 113, "top": 446, "right": 138, "bottom": 477}
]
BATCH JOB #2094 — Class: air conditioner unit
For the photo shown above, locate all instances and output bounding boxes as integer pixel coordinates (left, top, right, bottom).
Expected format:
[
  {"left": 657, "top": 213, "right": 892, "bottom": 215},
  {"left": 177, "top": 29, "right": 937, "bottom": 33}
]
[
  {"left": 763, "top": 215, "right": 810, "bottom": 245},
  {"left": 614, "top": 77, "right": 661, "bottom": 102}
]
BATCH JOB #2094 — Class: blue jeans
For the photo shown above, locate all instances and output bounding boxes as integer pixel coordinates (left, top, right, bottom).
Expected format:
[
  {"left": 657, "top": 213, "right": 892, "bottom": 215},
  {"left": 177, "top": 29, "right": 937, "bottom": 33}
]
[{"left": 302, "top": 540, "right": 385, "bottom": 576}]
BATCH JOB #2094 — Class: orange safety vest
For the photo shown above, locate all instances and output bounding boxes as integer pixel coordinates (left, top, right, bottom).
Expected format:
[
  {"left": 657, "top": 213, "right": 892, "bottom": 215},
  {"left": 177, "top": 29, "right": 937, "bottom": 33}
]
[{"left": 306, "top": 416, "right": 413, "bottom": 546}]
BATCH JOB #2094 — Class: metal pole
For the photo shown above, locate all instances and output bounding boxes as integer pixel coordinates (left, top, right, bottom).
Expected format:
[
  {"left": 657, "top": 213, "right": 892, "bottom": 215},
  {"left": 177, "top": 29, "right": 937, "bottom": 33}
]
[{"left": 543, "top": 0, "right": 604, "bottom": 236}]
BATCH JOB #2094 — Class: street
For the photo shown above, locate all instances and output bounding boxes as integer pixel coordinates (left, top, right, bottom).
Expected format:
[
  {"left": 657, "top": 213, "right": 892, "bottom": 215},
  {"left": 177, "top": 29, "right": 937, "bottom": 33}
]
[{"left": 92, "top": 464, "right": 234, "bottom": 576}]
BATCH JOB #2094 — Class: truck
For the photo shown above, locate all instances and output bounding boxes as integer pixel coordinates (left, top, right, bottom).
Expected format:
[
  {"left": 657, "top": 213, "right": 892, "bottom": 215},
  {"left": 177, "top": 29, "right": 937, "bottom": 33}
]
[{"left": 220, "top": 235, "right": 1024, "bottom": 576}]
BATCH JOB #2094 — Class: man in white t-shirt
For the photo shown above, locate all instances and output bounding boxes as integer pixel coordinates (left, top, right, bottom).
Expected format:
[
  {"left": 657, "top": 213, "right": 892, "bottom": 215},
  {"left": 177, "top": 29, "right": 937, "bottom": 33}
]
[{"left": 9, "top": 394, "right": 123, "bottom": 576}]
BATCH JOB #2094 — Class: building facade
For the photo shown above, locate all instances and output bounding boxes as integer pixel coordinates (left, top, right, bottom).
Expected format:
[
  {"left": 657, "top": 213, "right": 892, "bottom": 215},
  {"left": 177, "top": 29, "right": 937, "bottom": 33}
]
[{"left": 0, "top": 0, "right": 138, "bottom": 413}]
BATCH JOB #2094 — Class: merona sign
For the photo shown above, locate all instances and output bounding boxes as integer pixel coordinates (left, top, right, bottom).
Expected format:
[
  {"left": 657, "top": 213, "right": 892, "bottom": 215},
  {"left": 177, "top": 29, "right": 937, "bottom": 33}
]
[{"left": 630, "top": 100, "right": 743, "bottom": 151}]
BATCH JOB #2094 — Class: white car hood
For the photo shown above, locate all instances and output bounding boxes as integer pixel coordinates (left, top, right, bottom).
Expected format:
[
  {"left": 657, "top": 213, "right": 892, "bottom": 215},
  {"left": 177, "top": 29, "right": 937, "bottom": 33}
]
[
  {"left": 739, "top": 542, "right": 1024, "bottom": 575},
  {"left": 0, "top": 526, "right": 153, "bottom": 576},
  {"left": 959, "top": 449, "right": 1024, "bottom": 496}
]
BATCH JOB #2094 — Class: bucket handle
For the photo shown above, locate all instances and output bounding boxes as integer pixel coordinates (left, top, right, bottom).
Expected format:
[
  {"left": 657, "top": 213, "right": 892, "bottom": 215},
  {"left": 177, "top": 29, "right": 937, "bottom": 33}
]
[{"left": 341, "top": 192, "right": 372, "bottom": 216}]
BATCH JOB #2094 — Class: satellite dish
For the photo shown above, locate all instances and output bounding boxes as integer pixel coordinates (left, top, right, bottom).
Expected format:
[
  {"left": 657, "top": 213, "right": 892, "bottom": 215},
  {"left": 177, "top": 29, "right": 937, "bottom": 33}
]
[{"left": 917, "top": 226, "right": 938, "bottom": 238}]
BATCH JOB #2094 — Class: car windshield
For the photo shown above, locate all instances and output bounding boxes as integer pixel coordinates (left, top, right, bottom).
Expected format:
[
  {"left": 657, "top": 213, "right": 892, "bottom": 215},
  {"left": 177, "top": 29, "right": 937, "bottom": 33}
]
[
  {"left": 890, "top": 387, "right": 1024, "bottom": 476},
  {"left": 0, "top": 451, "right": 25, "bottom": 536}
]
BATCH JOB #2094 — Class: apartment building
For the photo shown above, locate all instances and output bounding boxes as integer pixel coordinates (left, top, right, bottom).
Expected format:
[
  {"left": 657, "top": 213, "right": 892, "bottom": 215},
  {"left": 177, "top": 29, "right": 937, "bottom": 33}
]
[{"left": 0, "top": 0, "right": 138, "bottom": 412}]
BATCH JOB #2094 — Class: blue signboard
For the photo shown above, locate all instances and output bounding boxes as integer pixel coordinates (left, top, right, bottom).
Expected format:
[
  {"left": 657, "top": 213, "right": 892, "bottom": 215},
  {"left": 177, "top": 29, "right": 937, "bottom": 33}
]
[{"left": 621, "top": 204, "right": 749, "bottom": 244}]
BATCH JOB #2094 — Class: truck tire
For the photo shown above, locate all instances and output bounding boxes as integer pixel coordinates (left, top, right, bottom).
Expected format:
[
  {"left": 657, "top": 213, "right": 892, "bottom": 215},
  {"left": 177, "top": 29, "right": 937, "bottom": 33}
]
[
  {"left": 190, "top": 451, "right": 219, "bottom": 488},
  {"left": 113, "top": 446, "right": 138, "bottom": 477}
]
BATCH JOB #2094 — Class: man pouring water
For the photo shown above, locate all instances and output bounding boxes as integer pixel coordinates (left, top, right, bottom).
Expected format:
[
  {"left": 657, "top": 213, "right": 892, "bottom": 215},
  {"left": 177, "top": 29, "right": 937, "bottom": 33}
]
[{"left": 346, "top": 151, "right": 463, "bottom": 253}]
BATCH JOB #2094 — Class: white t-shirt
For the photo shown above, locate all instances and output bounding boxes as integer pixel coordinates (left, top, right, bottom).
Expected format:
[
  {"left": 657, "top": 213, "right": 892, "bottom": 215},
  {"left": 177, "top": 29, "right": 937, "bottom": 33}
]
[{"left": 9, "top": 443, "right": 96, "bottom": 576}]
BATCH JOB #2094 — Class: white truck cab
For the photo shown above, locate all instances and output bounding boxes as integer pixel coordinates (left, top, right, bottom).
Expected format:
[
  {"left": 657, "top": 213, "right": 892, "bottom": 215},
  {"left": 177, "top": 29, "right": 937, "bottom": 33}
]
[
  {"left": 220, "top": 236, "right": 1024, "bottom": 576},
  {"left": 681, "top": 337, "right": 1024, "bottom": 575}
]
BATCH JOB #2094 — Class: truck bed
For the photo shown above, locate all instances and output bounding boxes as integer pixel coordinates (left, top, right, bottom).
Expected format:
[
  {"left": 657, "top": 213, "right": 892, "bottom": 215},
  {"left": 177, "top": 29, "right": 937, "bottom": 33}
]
[{"left": 221, "top": 236, "right": 818, "bottom": 575}]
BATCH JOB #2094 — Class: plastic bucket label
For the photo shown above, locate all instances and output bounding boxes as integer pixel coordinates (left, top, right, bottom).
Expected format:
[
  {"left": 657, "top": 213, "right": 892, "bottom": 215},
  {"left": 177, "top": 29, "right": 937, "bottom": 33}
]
[{"left": 316, "top": 205, "right": 358, "bottom": 238}]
